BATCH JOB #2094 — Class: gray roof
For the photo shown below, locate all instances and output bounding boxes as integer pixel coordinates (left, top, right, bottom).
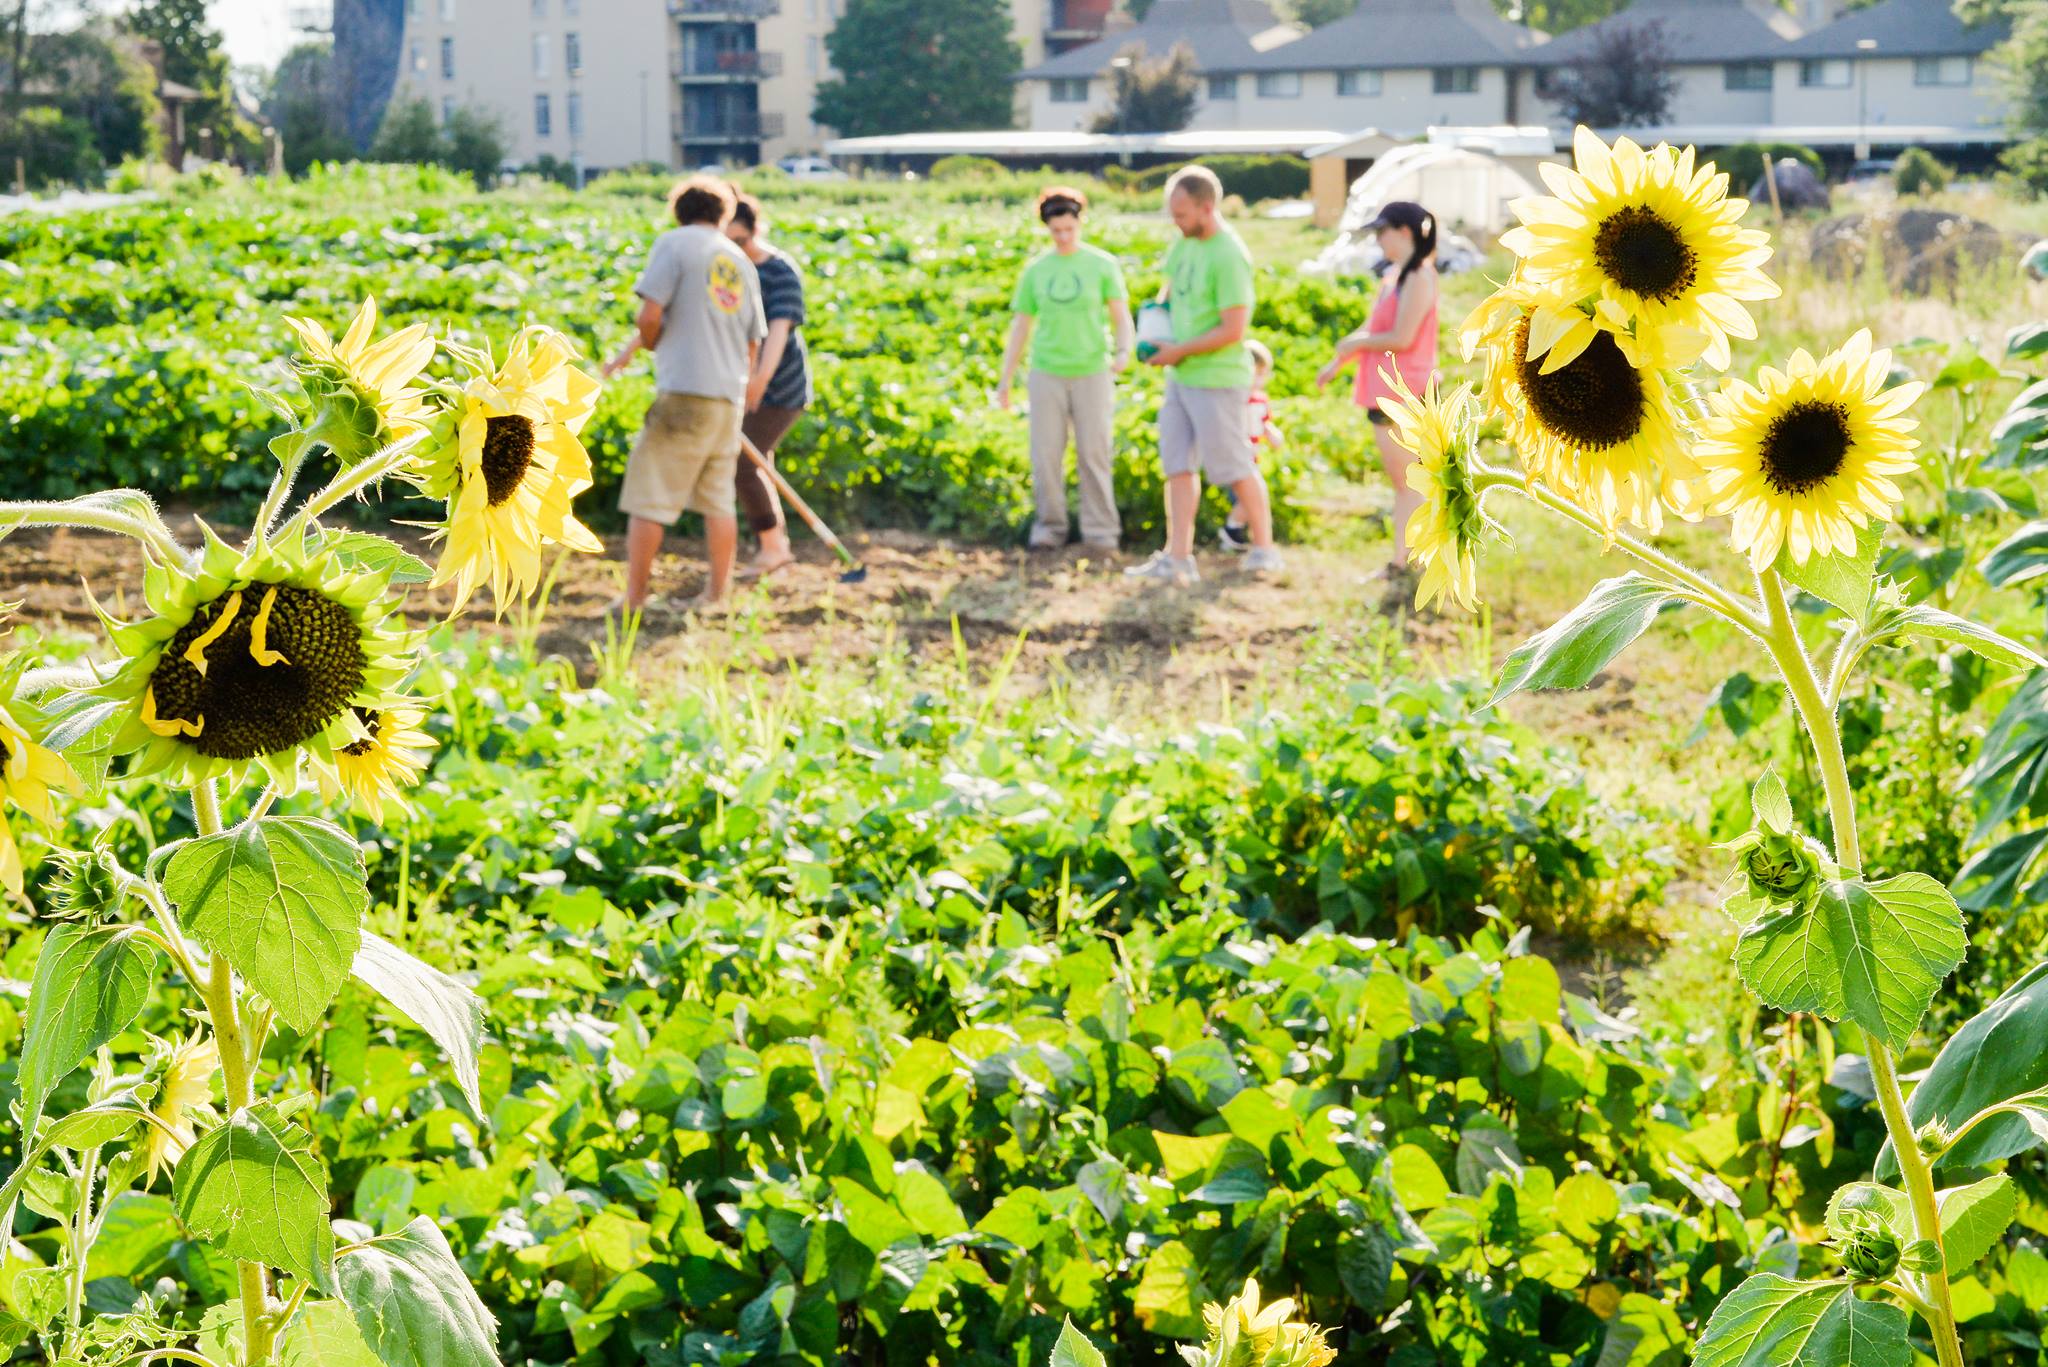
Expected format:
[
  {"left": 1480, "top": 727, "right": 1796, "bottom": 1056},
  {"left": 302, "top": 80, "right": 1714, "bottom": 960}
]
[
  {"left": 1234, "top": 0, "right": 1546, "bottom": 72},
  {"left": 1018, "top": 0, "right": 1290, "bottom": 81},
  {"left": 1534, "top": 0, "right": 1799, "bottom": 65},
  {"left": 1779, "top": 0, "right": 2008, "bottom": 57}
]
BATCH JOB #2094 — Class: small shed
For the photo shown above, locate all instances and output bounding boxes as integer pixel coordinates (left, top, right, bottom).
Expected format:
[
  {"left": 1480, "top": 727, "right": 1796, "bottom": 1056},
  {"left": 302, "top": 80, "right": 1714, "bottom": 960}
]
[{"left": 1302, "top": 128, "right": 1400, "bottom": 229}]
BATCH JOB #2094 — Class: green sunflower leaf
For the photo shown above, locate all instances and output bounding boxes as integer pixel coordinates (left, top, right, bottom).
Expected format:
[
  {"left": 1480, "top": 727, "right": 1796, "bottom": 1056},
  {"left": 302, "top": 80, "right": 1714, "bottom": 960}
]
[
  {"left": 333, "top": 1218, "right": 501, "bottom": 1367},
  {"left": 1876, "top": 604, "right": 2046, "bottom": 671},
  {"left": 351, "top": 931, "right": 487, "bottom": 1113},
  {"left": 173, "top": 1102, "right": 336, "bottom": 1293},
  {"left": 1691, "top": 1274, "right": 1909, "bottom": 1367},
  {"left": 167, "top": 816, "right": 367, "bottom": 1034},
  {"left": 307, "top": 529, "right": 433, "bottom": 586},
  {"left": 1486, "top": 574, "right": 1681, "bottom": 708},
  {"left": 1050, "top": 1319, "right": 1107, "bottom": 1367},
  {"left": 18, "top": 924, "right": 158, "bottom": 1143},
  {"left": 1878, "top": 963, "right": 2048, "bottom": 1180},
  {"left": 1735, "top": 874, "right": 1966, "bottom": 1052},
  {"left": 1936, "top": 1175, "right": 2017, "bottom": 1274},
  {"left": 1777, "top": 519, "right": 1884, "bottom": 622}
]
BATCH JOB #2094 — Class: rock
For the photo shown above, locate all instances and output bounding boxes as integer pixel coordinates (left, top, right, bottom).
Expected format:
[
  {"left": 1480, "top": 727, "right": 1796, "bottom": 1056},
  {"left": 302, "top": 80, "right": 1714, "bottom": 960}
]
[
  {"left": 1809, "top": 207, "right": 2018, "bottom": 295},
  {"left": 1748, "top": 158, "right": 1829, "bottom": 212}
]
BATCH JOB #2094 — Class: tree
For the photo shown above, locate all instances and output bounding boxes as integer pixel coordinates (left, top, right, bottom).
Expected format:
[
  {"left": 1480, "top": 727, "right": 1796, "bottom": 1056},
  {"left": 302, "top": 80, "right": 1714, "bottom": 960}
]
[
  {"left": 124, "top": 0, "right": 256, "bottom": 161},
  {"left": 442, "top": 103, "right": 507, "bottom": 187},
  {"left": 17, "top": 25, "right": 162, "bottom": 166},
  {"left": 1287, "top": 0, "right": 1358, "bottom": 25},
  {"left": 368, "top": 95, "right": 439, "bottom": 164},
  {"left": 1549, "top": 18, "right": 1674, "bottom": 128},
  {"left": 812, "top": 0, "right": 1019, "bottom": 137},
  {"left": 268, "top": 41, "right": 352, "bottom": 175},
  {"left": 1491, "top": 0, "right": 1624, "bottom": 30},
  {"left": 1957, "top": 0, "right": 2048, "bottom": 194},
  {"left": 1089, "top": 42, "right": 1198, "bottom": 134}
]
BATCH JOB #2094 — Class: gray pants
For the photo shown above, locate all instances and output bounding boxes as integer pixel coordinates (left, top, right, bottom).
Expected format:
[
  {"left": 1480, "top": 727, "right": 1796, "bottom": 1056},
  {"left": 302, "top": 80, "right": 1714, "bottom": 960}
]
[{"left": 1027, "top": 369, "right": 1119, "bottom": 548}]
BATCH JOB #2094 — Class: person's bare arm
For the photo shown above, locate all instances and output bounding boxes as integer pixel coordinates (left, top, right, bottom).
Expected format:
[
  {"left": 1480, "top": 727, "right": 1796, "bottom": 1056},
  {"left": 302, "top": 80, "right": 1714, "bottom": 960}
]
[
  {"left": 995, "top": 314, "right": 1033, "bottom": 409},
  {"left": 1109, "top": 298, "right": 1135, "bottom": 373},
  {"left": 604, "top": 298, "right": 665, "bottom": 378},
  {"left": 1145, "top": 303, "right": 1248, "bottom": 368},
  {"left": 749, "top": 318, "right": 792, "bottom": 411}
]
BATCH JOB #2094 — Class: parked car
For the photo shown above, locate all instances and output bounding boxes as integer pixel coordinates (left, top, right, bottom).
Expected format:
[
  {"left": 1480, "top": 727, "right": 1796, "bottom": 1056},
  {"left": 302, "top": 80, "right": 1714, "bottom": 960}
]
[
  {"left": 1847, "top": 158, "right": 1898, "bottom": 182},
  {"left": 778, "top": 156, "right": 849, "bottom": 182}
]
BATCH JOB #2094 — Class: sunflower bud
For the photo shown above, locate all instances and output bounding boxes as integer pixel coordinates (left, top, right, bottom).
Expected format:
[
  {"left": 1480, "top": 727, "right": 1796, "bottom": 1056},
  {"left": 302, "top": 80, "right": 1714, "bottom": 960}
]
[
  {"left": 1833, "top": 1211, "right": 1902, "bottom": 1280},
  {"left": 42, "top": 840, "right": 124, "bottom": 924},
  {"left": 1727, "top": 825, "right": 1830, "bottom": 910},
  {"left": 295, "top": 368, "right": 391, "bottom": 469}
]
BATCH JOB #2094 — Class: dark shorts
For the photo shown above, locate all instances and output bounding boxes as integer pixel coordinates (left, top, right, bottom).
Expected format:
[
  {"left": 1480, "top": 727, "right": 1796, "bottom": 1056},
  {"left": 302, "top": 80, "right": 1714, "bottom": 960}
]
[
  {"left": 1368, "top": 406, "right": 1391, "bottom": 426},
  {"left": 735, "top": 404, "right": 807, "bottom": 534}
]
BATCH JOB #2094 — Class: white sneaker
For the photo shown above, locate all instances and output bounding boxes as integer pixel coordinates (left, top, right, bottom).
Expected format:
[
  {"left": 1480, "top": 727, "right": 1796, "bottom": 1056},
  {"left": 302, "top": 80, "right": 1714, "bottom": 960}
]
[
  {"left": 1123, "top": 551, "right": 1199, "bottom": 586},
  {"left": 1243, "top": 545, "right": 1284, "bottom": 574}
]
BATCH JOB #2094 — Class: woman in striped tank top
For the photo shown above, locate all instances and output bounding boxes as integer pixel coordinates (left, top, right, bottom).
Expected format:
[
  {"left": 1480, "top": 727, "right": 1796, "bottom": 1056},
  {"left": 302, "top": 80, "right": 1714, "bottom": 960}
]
[{"left": 1317, "top": 201, "right": 1441, "bottom": 584}]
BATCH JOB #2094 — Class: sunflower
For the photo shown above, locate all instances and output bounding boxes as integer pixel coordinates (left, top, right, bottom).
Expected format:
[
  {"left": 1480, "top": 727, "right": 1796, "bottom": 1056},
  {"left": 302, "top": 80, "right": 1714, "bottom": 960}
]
[
  {"left": 319, "top": 703, "right": 433, "bottom": 821},
  {"left": 0, "top": 659, "right": 79, "bottom": 899},
  {"left": 141, "top": 1031, "right": 218, "bottom": 1186},
  {"left": 1501, "top": 127, "right": 1779, "bottom": 371},
  {"left": 1189, "top": 1279, "right": 1335, "bottom": 1367},
  {"left": 284, "top": 296, "right": 436, "bottom": 457},
  {"left": 1695, "top": 329, "right": 1924, "bottom": 571},
  {"left": 1464, "top": 282, "right": 1691, "bottom": 533},
  {"left": 1381, "top": 375, "right": 1492, "bottom": 612},
  {"left": 96, "top": 524, "right": 415, "bottom": 789},
  {"left": 414, "top": 326, "right": 603, "bottom": 612}
]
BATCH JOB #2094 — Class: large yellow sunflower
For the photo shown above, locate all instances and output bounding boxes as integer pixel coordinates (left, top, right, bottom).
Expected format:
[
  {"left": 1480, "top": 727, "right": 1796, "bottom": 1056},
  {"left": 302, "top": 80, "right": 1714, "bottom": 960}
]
[
  {"left": 96, "top": 524, "right": 415, "bottom": 789},
  {"left": 1695, "top": 329, "right": 1924, "bottom": 571},
  {"left": 284, "top": 296, "right": 436, "bottom": 454},
  {"left": 1381, "top": 374, "right": 1492, "bottom": 612},
  {"left": 1194, "top": 1278, "right": 1335, "bottom": 1367},
  {"left": 141, "top": 1031, "right": 218, "bottom": 1186},
  {"left": 0, "top": 660, "right": 79, "bottom": 899},
  {"left": 1502, "top": 127, "right": 1779, "bottom": 371},
  {"left": 415, "top": 326, "right": 603, "bottom": 612},
  {"left": 1464, "top": 282, "right": 1692, "bottom": 533},
  {"left": 319, "top": 703, "right": 433, "bottom": 821}
]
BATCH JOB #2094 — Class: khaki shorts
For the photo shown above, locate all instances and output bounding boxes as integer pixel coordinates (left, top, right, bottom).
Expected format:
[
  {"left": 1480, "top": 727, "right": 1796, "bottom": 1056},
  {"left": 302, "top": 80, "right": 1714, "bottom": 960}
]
[
  {"left": 619, "top": 392, "right": 742, "bottom": 523},
  {"left": 1159, "top": 380, "right": 1257, "bottom": 486}
]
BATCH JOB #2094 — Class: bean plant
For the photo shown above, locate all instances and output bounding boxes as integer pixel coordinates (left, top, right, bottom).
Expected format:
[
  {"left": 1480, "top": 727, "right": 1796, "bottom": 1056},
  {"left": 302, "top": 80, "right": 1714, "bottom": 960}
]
[
  {"left": 0, "top": 298, "right": 601, "bottom": 1367},
  {"left": 1385, "top": 129, "right": 2048, "bottom": 1367}
]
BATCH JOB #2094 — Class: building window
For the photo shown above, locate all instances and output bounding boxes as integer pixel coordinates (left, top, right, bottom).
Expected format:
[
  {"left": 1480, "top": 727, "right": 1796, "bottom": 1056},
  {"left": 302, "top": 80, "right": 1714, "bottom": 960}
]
[
  {"left": 1432, "top": 66, "right": 1478, "bottom": 94},
  {"left": 406, "top": 0, "right": 419, "bottom": 14},
  {"left": 409, "top": 41, "right": 424, "bottom": 72},
  {"left": 532, "top": 33, "right": 549, "bottom": 78},
  {"left": 530, "top": 0, "right": 545, "bottom": 15},
  {"left": 441, "top": 96, "right": 454, "bottom": 123},
  {"left": 807, "top": 34, "right": 820, "bottom": 75},
  {"left": 439, "top": 36, "right": 454, "bottom": 78},
  {"left": 437, "top": 0, "right": 453, "bottom": 19},
  {"left": 535, "top": 93, "right": 551, "bottom": 137},
  {"left": 1915, "top": 54, "right": 1972, "bottom": 85},
  {"left": 1337, "top": 68, "right": 1380, "bottom": 96},
  {"left": 1800, "top": 58, "right": 1852, "bottom": 87},
  {"left": 567, "top": 91, "right": 582, "bottom": 138},
  {"left": 1208, "top": 73, "right": 1237, "bottom": 99},
  {"left": 1724, "top": 61, "right": 1771, "bottom": 90},
  {"left": 1255, "top": 71, "right": 1301, "bottom": 98},
  {"left": 1049, "top": 77, "right": 1088, "bottom": 103},
  {"left": 565, "top": 31, "right": 581, "bottom": 74},
  {"left": 564, "top": 0, "right": 579, "bottom": 13}
]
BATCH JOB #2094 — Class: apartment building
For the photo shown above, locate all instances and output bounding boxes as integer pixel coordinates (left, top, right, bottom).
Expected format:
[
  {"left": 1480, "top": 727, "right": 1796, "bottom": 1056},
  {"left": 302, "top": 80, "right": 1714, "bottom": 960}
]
[
  {"left": 1017, "top": 0, "right": 2014, "bottom": 158},
  {"left": 338, "top": 0, "right": 1104, "bottom": 173}
]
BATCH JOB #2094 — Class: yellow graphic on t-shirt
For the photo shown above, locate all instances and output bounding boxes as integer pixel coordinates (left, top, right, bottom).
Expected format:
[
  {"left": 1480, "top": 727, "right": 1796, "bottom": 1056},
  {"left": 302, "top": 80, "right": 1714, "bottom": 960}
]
[{"left": 708, "top": 254, "right": 745, "bottom": 314}]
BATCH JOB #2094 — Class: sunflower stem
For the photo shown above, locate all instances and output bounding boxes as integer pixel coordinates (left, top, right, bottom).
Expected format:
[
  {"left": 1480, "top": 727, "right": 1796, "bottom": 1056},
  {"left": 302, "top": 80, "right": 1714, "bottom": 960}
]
[
  {"left": 1492, "top": 468, "right": 1768, "bottom": 637},
  {"left": 286, "top": 436, "right": 422, "bottom": 531},
  {"left": 61, "top": 1145, "right": 98, "bottom": 1357},
  {"left": 1755, "top": 570, "right": 1966, "bottom": 1367},
  {"left": 191, "top": 783, "right": 276, "bottom": 1367},
  {"left": 0, "top": 504, "right": 184, "bottom": 565}
]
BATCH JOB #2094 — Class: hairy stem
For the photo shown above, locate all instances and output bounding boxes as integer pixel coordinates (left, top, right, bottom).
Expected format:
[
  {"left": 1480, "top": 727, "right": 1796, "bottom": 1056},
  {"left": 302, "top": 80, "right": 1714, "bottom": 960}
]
[
  {"left": 62, "top": 1146, "right": 98, "bottom": 1356},
  {"left": 0, "top": 503, "right": 185, "bottom": 565},
  {"left": 191, "top": 783, "right": 275, "bottom": 1366},
  {"left": 1756, "top": 571, "right": 1965, "bottom": 1367}
]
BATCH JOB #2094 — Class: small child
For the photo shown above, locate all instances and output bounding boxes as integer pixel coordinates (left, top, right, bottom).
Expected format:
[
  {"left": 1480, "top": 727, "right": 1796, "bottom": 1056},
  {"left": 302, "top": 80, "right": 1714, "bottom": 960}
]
[{"left": 1221, "top": 339, "right": 1285, "bottom": 553}]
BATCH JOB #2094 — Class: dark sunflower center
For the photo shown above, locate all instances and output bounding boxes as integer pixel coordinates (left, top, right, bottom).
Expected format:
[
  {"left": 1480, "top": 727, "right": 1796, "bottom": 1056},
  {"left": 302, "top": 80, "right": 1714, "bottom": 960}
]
[
  {"left": 1593, "top": 205, "right": 1698, "bottom": 301},
  {"left": 481, "top": 415, "right": 536, "bottom": 507},
  {"left": 1513, "top": 316, "right": 1647, "bottom": 452},
  {"left": 1759, "top": 400, "right": 1853, "bottom": 495},
  {"left": 340, "top": 707, "right": 383, "bottom": 758},
  {"left": 148, "top": 584, "right": 365, "bottom": 760}
]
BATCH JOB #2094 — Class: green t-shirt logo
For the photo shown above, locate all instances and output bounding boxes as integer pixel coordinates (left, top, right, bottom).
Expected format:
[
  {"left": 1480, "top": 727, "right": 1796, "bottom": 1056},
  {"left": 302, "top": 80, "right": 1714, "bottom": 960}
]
[{"left": 1010, "top": 244, "right": 1130, "bottom": 378}]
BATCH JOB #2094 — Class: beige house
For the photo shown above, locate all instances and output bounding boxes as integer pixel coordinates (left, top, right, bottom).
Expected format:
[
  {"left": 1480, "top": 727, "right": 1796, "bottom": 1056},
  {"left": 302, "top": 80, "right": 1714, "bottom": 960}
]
[{"left": 376, "top": 0, "right": 1086, "bottom": 173}]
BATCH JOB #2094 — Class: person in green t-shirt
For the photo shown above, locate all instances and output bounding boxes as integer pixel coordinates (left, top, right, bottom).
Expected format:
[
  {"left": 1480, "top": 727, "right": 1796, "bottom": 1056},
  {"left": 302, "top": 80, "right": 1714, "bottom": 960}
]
[
  {"left": 996, "top": 185, "right": 1134, "bottom": 550},
  {"left": 1127, "top": 166, "right": 1281, "bottom": 587}
]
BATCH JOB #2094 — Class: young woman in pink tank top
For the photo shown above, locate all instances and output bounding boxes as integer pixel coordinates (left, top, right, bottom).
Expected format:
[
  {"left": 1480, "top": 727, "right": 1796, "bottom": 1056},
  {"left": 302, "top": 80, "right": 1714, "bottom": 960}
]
[{"left": 1316, "top": 202, "right": 1440, "bottom": 584}]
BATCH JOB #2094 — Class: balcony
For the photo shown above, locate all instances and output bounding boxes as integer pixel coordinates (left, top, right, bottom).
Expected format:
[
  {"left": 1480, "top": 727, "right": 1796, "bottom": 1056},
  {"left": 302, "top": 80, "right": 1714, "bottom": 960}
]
[
  {"left": 674, "top": 48, "right": 784, "bottom": 80},
  {"left": 673, "top": 110, "right": 786, "bottom": 143},
  {"left": 1046, "top": 0, "right": 1112, "bottom": 50},
  {"left": 670, "top": 0, "right": 781, "bottom": 18}
]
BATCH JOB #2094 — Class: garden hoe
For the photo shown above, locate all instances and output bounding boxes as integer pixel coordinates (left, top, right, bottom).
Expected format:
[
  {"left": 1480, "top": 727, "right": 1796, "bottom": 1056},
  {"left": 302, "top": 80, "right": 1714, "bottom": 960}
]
[{"left": 738, "top": 432, "right": 868, "bottom": 584}]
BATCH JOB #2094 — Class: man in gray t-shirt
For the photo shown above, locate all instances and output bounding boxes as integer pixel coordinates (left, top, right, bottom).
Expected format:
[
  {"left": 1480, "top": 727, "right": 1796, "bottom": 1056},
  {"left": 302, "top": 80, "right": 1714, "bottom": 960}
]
[{"left": 605, "top": 176, "right": 766, "bottom": 612}]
